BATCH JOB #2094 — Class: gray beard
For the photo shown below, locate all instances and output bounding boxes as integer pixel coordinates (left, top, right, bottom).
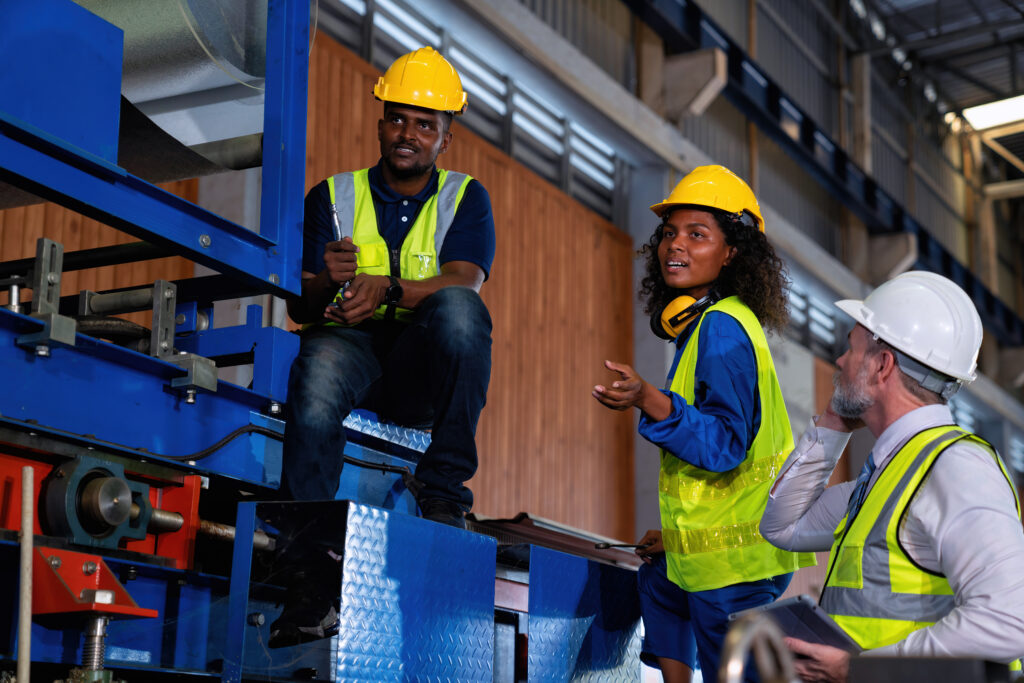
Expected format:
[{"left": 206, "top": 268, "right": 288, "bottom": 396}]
[{"left": 831, "top": 369, "right": 873, "bottom": 418}]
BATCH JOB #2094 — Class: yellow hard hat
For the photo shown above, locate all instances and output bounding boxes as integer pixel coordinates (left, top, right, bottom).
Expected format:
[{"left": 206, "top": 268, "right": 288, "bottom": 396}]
[
  {"left": 649, "top": 165, "right": 764, "bottom": 232},
  {"left": 373, "top": 46, "right": 468, "bottom": 115}
]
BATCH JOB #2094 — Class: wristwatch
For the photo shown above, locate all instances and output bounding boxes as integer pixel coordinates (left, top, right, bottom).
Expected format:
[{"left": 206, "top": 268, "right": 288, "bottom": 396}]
[{"left": 384, "top": 276, "right": 403, "bottom": 315}]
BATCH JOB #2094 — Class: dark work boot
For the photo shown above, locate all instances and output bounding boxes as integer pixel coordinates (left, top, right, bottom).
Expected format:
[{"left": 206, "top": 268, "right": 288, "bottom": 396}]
[
  {"left": 419, "top": 498, "right": 467, "bottom": 530},
  {"left": 268, "top": 553, "right": 342, "bottom": 648}
]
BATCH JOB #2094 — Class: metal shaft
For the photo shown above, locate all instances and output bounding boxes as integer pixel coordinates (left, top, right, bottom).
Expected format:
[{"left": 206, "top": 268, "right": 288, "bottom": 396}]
[
  {"left": 82, "top": 615, "right": 109, "bottom": 670},
  {"left": 7, "top": 283, "right": 20, "bottom": 313},
  {"left": 200, "top": 519, "right": 275, "bottom": 552},
  {"left": 18, "top": 466, "right": 33, "bottom": 683},
  {"left": 130, "top": 504, "right": 275, "bottom": 551}
]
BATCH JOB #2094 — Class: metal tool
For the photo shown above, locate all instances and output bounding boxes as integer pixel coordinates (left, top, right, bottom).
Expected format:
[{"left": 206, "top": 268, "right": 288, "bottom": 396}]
[
  {"left": 328, "top": 202, "right": 352, "bottom": 304},
  {"left": 593, "top": 542, "right": 652, "bottom": 550}
]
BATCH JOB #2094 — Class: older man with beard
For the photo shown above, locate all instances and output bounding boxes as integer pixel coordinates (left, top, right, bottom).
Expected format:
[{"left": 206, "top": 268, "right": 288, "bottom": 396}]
[{"left": 759, "top": 271, "right": 1024, "bottom": 682}]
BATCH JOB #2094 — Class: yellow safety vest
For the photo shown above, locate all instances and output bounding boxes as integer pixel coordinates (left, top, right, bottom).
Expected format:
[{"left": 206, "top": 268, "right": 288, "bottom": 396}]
[
  {"left": 323, "top": 167, "right": 472, "bottom": 323},
  {"left": 659, "top": 296, "right": 816, "bottom": 592},
  {"left": 821, "top": 426, "right": 1021, "bottom": 652}
]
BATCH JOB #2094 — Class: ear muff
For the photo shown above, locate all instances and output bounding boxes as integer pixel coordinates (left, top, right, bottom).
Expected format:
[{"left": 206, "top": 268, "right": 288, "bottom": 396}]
[{"left": 650, "top": 293, "right": 719, "bottom": 340}]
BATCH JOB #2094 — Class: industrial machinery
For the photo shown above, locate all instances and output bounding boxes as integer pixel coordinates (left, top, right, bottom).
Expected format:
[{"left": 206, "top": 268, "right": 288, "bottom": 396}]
[{"left": 0, "top": 1, "right": 643, "bottom": 680}]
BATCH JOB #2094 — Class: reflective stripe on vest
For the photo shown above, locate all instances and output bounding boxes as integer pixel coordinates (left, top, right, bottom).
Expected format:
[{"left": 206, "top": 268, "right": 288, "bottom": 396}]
[
  {"left": 821, "top": 427, "right": 1021, "bottom": 650},
  {"left": 658, "top": 296, "right": 816, "bottom": 592},
  {"left": 322, "top": 168, "right": 471, "bottom": 323}
]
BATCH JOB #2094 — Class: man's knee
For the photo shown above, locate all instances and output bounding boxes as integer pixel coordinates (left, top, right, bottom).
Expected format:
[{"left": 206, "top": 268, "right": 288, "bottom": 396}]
[{"left": 419, "top": 287, "right": 492, "bottom": 341}]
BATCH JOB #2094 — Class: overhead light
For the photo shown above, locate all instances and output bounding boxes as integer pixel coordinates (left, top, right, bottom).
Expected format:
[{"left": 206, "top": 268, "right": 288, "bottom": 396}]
[
  {"left": 850, "top": 0, "right": 867, "bottom": 19},
  {"left": 962, "top": 94, "right": 1024, "bottom": 130},
  {"left": 870, "top": 14, "right": 886, "bottom": 41},
  {"left": 924, "top": 82, "right": 936, "bottom": 103}
]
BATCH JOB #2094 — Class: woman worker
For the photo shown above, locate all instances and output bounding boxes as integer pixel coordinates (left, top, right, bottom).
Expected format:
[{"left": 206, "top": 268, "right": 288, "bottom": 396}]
[{"left": 593, "top": 165, "right": 814, "bottom": 682}]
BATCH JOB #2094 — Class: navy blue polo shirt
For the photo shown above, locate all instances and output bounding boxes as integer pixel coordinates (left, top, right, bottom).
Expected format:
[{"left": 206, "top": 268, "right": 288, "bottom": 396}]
[{"left": 301, "top": 160, "right": 496, "bottom": 279}]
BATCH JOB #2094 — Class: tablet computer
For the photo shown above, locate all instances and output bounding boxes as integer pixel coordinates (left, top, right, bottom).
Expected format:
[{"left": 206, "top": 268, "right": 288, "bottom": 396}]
[{"left": 729, "top": 594, "right": 863, "bottom": 654}]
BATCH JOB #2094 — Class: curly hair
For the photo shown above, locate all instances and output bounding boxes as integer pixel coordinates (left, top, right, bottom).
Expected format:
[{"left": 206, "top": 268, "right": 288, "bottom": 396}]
[{"left": 638, "top": 205, "right": 790, "bottom": 333}]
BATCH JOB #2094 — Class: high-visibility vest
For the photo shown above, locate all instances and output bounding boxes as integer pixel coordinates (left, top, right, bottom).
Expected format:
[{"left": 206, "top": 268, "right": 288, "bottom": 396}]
[
  {"left": 659, "top": 296, "right": 816, "bottom": 592},
  {"left": 821, "top": 426, "right": 1021, "bottom": 652},
  {"left": 323, "top": 168, "right": 472, "bottom": 323}
]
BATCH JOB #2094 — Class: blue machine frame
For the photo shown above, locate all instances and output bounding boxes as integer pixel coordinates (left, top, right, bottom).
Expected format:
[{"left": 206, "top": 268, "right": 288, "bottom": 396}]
[
  {"left": 0, "top": 0, "right": 307, "bottom": 298},
  {"left": 0, "top": 0, "right": 309, "bottom": 482}
]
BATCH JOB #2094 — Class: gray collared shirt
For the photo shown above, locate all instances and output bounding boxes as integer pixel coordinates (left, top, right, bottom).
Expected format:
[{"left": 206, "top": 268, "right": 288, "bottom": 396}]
[{"left": 761, "top": 404, "right": 1024, "bottom": 662}]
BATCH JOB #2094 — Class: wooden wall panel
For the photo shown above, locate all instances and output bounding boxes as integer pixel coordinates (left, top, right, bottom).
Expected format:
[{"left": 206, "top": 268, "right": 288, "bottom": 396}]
[
  {"left": 307, "top": 39, "right": 637, "bottom": 539},
  {"left": 0, "top": 182, "right": 197, "bottom": 326}
]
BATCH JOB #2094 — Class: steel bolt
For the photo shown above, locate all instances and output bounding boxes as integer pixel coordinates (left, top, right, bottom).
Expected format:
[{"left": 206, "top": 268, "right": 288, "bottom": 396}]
[
  {"left": 82, "top": 561, "right": 98, "bottom": 576},
  {"left": 175, "top": 314, "right": 186, "bottom": 325},
  {"left": 48, "top": 555, "right": 61, "bottom": 569},
  {"left": 268, "top": 273, "right": 280, "bottom": 284},
  {"left": 47, "top": 273, "right": 59, "bottom": 284},
  {"left": 268, "top": 401, "right": 282, "bottom": 415},
  {"left": 199, "top": 234, "right": 212, "bottom": 248},
  {"left": 164, "top": 288, "right": 174, "bottom": 299},
  {"left": 35, "top": 344, "right": 50, "bottom": 357},
  {"left": 160, "top": 341, "right": 170, "bottom": 351},
  {"left": 247, "top": 612, "right": 265, "bottom": 627},
  {"left": 185, "top": 388, "right": 197, "bottom": 404}
]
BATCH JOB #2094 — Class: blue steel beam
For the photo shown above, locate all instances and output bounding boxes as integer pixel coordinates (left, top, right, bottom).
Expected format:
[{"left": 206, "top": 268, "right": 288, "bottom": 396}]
[
  {"left": 622, "top": 0, "right": 1024, "bottom": 347},
  {"left": 0, "top": 118, "right": 295, "bottom": 299},
  {"left": 0, "top": 0, "right": 308, "bottom": 299}
]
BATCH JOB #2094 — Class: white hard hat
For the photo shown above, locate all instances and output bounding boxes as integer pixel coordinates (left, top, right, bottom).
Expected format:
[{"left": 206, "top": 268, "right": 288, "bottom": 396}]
[{"left": 834, "top": 271, "right": 983, "bottom": 385}]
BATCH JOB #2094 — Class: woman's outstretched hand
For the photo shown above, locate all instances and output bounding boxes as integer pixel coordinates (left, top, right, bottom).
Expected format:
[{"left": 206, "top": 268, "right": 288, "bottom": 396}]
[{"left": 593, "top": 360, "right": 672, "bottom": 420}]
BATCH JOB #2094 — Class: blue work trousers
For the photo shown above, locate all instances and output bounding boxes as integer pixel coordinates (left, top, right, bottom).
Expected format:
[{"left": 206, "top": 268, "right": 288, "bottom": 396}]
[
  {"left": 638, "top": 555, "right": 791, "bottom": 682},
  {"left": 280, "top": 287, "right": 492, "bottom": 509}
]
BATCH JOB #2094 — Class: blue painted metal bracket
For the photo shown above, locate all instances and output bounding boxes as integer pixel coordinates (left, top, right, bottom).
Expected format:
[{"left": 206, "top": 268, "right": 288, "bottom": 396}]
[
  {"left": 175, "top": 305, "right": 299, "bottom": 402},
  {"left": 623, "top": 0, "right": 1024, "bottom": 347}
]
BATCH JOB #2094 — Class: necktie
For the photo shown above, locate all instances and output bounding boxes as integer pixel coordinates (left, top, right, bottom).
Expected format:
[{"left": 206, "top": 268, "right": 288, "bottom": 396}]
[{"left": 845, "top": 451, "right": 876, "bottom": 523}]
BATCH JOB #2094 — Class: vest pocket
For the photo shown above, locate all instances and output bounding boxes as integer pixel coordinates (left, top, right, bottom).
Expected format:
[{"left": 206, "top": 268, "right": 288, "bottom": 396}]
[
  {"left": 832, "top": 543, "right": 864, "bottom": 589},
  {"left": 356, "top": 243, "right": 389, "bottom": 276},
  {"left": 410, "top": 252, "right": 436, "bottom": 279}
]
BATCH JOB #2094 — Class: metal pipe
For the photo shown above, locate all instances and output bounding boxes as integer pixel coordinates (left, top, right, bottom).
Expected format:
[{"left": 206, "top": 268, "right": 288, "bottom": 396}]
[
  {"left": 86, "top": 287, "right": 156, "bottom": 315},
  {"left": 0, "top": 242, "right": 167, "bottom": 279},
  {"left": 718, "top": 613, "right": 795, "bottom": 683},
  {"left": 189, "top": 133, "right": 263, "bottom": 170},
  {"left": 18, "top": 466, "right": 33, "bottom": 683}
]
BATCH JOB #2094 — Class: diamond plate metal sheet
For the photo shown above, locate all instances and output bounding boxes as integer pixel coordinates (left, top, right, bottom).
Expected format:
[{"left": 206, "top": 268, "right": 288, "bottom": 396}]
[
  {"left": 335, "top": 502, "right": 496, "bottom": 681},
  {"left": 344, "top": 410, "right": 431, "bottom": 453},
  {"left": 528, "top": 545, "right": 642, "bottom": 682}
]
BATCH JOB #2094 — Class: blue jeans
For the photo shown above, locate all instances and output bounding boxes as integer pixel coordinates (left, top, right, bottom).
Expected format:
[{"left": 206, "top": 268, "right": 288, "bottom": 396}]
[
  {"left": 638, "top": 555, "right": 792, "bottom": 682},
  {"left": 281, "top": 287, "right": 492, "bottom": 509}
]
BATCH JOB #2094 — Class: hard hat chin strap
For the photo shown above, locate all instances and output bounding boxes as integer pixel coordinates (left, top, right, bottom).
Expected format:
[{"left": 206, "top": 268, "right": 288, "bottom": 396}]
[{"left": 887, "top": 344, "right": 962, "bottom": 401}]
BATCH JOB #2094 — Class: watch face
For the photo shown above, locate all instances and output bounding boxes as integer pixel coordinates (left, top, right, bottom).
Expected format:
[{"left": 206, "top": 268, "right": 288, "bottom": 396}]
[{"left": 387, "top": 279, "right": 403, "bottom": 305}]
